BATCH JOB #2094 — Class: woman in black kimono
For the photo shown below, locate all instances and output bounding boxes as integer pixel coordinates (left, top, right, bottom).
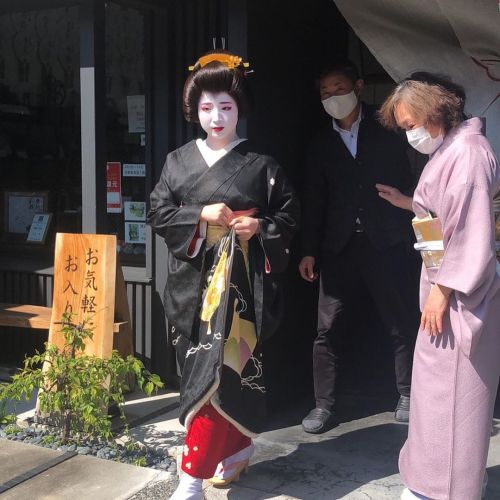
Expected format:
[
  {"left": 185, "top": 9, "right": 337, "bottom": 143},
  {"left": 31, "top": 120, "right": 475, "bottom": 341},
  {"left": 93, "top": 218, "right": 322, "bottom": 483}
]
[{"left": 147, "top": 51, "right": 299, "bottom": 500}]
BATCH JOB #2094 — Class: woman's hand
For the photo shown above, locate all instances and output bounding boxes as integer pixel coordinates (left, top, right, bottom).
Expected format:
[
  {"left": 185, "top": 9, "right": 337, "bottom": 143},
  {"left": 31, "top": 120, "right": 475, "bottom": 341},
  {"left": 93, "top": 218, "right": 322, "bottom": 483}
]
[
  {"left": 375, "top": 184, "right": 414, "bottom": 211},
  {"left": 200, "top": 203, "right": 234, "bottom": 227},
  {"left": 421, "top": 284, "right": 452, "bottom": 336},
  {"left": 299, "top": 256, "right": 317, "bottom": 282},
  {"left": 229, "top": 216, "right": 259, "bottom": 241}
]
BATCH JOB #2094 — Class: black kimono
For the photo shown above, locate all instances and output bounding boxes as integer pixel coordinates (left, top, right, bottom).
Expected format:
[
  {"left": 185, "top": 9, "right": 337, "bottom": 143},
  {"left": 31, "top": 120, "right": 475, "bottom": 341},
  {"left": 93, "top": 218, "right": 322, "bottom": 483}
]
[{"left": 147, "top": 140, "right": 299, "bottom": 434}]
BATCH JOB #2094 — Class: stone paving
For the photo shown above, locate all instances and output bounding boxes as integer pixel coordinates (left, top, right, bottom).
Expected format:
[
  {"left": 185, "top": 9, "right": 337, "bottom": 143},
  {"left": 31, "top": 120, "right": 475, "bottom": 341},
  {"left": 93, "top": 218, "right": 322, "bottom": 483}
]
[{"left": 131, "top": 394, "right": 500, "bottom": 499}]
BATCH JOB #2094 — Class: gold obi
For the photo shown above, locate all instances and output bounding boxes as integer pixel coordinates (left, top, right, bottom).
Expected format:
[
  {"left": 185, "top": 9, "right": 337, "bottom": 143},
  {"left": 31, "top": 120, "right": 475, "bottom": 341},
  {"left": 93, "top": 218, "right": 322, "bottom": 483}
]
[{"left": 207, "top": 224, "right": 230, "bottom": 246}]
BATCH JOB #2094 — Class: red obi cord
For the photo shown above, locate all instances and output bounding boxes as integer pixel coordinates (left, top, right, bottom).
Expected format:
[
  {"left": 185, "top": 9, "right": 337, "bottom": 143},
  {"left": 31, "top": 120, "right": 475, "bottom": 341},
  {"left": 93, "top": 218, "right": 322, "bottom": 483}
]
[
  {"left": 187, "top": 223, "right": 201, "bottom": 256},
  {"left": 181, "top": 403, "right": 251, "bottom": 479}
]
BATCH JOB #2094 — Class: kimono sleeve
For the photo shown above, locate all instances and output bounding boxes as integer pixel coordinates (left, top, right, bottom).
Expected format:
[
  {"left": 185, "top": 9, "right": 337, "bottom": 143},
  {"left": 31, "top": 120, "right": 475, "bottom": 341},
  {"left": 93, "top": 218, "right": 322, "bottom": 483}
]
[
  {"left": 258, "top": 158, "right": 300, "bottom": 273},
  {"left": 435, "top": 176, "right": 496, "bottom": 296},
  {"left": 436, "top": 181, "right": 497, "bottom": 358},
  {"left": 147, "top": 155, "right": 204, "bottom": 261}
]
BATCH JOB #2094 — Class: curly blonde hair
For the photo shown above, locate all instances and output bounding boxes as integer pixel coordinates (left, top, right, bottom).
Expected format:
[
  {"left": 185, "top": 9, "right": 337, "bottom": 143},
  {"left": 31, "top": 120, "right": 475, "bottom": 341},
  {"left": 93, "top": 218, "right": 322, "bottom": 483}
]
[{"left": 378, "top": 72, "right": 465, "bottom": 133}]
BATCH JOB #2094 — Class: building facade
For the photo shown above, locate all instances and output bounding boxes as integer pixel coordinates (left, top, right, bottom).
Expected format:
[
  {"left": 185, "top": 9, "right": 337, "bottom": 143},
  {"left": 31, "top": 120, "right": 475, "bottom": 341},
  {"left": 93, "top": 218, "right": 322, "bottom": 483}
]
[{"left": 1, "top": 0, "right": 404, "bottom": 404}]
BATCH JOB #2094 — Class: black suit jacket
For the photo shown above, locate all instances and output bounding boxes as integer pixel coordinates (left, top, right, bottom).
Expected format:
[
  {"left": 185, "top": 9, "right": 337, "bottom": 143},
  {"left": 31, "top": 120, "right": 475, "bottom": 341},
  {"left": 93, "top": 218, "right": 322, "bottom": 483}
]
[{"left": 302, "top": 104, "right": 414, "bottom": 260}]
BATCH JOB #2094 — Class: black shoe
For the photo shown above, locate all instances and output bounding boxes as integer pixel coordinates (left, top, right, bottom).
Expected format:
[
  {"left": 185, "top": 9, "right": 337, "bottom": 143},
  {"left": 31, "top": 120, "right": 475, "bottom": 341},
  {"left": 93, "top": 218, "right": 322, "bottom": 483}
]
[
  {"left": 302, "top": 408, "right": 337, "bottom": 434},
  {"left": 395, "top": 395, "right": 410, "bottom": 422}
]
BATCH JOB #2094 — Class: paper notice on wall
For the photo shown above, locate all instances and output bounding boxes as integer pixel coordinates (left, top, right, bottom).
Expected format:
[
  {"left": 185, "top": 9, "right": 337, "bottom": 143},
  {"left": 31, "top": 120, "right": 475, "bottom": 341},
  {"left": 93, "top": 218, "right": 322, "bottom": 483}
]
[
  {"left": 125, "top": 222, "right": 146, "bottom": 244},
  {"left": 7, "top": 194, "right": 46, "bottom": 233},
  {"left": 106, "top": 162, "right": 122, "bottom": 213},
  {"left": 123, "top": 163, "right": 146, "bottom": 177},
  {"left": 127, "top": 95, "right": 145, "bottom": 133},
  {"left": 124, "top": 201, "right": 146, "bottom": 221},
  {"left": 26, "top": 213, "right": 52, "bottom": 243}
]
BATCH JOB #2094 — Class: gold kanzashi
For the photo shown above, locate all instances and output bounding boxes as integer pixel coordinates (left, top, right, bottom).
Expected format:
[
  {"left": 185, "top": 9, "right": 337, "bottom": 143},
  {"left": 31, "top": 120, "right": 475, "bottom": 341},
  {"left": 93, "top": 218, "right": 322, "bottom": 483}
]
[{"left": 189, "top": 53, "right": 250, "bottom": 71}]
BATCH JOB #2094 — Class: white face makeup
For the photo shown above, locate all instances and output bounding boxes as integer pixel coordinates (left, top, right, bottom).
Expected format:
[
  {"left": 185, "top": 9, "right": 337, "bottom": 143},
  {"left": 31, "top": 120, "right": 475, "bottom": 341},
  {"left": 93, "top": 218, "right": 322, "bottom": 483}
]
[{"left": 198, "top": 91, "right": 239, "bottom": 149}]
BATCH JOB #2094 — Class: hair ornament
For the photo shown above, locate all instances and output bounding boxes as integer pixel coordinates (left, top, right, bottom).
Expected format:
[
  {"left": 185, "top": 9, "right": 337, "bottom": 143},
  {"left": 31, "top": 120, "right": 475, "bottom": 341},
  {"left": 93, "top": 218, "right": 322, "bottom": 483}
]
[{"left": 188, "top": 53, "right": 250, "bottom": 72}]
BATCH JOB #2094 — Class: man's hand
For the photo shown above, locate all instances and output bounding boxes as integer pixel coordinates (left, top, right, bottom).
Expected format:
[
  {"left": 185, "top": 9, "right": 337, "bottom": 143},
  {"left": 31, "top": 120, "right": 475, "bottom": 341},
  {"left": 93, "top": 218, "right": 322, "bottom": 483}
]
[
  {"left": 200, "top": 203, "right": 234, "bottom": 227},
  {"left": 229, "top": 216, "right": 259, "bottom": 241},
  {"left": 421, "top": 284, "right": 451, "bottom": 336},
  {"left": 299, "top": 256, "right": 317, "bottom": 282},
  {"left": 375, "top": 184, "right": 414, "bottom": 211}
]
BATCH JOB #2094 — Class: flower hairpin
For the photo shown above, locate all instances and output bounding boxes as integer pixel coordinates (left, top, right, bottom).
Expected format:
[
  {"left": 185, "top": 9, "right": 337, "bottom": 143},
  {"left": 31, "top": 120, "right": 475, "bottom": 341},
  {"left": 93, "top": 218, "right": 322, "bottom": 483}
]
[{"left": 188, "top": 53, "right": 250, "bottom": 72}]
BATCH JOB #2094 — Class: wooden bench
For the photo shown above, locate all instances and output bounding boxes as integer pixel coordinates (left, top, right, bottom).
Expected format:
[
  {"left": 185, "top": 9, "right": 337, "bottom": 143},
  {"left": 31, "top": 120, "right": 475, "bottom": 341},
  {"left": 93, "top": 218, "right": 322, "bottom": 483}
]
[
  {"left": 1, "top": 234, "right": 134, "bottom": 359},
  {"left": 0, "top": 303, "right": 128, "bottom": 335}
]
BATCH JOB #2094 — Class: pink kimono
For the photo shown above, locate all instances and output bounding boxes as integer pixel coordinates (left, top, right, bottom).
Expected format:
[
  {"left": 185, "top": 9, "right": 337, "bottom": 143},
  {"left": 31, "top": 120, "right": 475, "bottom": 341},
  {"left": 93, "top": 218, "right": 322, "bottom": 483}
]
[{"left": 400, "top": 118, "right": 500, "bottom": 500}]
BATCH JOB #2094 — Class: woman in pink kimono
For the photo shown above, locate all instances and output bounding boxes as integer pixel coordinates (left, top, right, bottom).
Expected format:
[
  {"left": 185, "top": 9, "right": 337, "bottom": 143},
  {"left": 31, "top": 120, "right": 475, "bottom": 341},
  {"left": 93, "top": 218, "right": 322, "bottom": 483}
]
[{"left": 377, "top": 72, "right": 500, "bottom": 500}]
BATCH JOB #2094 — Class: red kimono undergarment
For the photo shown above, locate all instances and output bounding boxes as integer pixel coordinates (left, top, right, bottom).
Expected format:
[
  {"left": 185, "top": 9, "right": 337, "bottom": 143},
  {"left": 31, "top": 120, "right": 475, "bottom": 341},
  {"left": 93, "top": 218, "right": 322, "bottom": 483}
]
[{"left": 181, "top": 403, "right": 251, "bottom": 479}]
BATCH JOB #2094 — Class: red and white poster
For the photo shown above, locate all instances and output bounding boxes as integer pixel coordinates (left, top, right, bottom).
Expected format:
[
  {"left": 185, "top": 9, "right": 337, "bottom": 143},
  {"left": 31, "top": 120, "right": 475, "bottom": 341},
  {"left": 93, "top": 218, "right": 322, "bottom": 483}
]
[{"left": 106, "top": 162, "right": 122, "bottom": 213}]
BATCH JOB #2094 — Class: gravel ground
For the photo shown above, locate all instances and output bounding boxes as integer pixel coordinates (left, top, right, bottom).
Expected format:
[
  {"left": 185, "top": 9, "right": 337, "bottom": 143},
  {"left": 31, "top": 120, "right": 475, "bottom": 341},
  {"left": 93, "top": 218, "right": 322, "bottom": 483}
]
[
  {"left": 0, "top": 421, "right": 183, "bottom": 499},
  {"left": 0, "top": 423, "right": 177, "bottom": 472},
  {"left": 128, "top": 476, "right": 179, "bottom": 500}
]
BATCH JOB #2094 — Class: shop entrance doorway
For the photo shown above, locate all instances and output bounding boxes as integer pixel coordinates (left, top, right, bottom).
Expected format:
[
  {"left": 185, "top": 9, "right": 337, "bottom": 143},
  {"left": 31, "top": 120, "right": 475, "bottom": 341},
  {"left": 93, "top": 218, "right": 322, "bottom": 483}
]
[{"left": 244, "top": 0, "right": 422, "bottom": 419}]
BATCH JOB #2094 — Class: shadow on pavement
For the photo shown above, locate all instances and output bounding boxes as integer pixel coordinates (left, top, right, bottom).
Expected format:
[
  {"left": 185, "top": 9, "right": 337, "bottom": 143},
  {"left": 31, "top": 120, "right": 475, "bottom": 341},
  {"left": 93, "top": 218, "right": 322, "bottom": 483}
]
[{"left": 231, "top": 421, "right": 407, "bottom": 499}]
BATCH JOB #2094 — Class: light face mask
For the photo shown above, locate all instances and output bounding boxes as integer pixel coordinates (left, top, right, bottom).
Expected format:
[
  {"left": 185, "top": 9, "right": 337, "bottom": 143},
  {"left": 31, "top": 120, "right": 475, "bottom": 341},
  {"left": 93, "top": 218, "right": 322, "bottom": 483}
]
[
  {"left": 406, "top": 126, "right": 444, "bottom": 155},
  {"left": 322, "top": 91, "right": 358, "bottom": 120}
]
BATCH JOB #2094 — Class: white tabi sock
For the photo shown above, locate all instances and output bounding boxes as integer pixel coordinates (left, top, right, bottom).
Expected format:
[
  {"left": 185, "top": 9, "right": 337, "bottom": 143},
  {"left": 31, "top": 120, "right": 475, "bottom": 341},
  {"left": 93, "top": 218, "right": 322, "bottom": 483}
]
[
  {"left": 401, "top": 487, "right": 430, "bottom": 500},
  {"left": 169, "top": 473, "right": 203, "bottom": 500},
  {"left": 212, "top": 442, "right": 255, "bottom": 479}
]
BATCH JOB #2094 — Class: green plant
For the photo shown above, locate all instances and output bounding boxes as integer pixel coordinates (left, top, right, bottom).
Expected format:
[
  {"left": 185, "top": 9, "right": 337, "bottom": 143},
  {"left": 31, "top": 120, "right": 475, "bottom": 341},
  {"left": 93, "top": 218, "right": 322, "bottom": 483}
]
[
  {"left": 124, "top": 440, "right": 141, "bottom": 454},
  {"left": 0, "top": 414, "right": 16, "bottom": 425},
  {"left": 3, "top": 424, "right": 22, "bottom": 435},
  {"left": 41, "top": 434, "right": 56, "bottom": 445},
  {"left": 0, "top": 312, "right": 163, "bottom": 444},
  {"left": 132, "top": 455, "right": 147, "bottom": 467},
  {"left": 0, "top": 400, "right": 16, "bottom": 425}
]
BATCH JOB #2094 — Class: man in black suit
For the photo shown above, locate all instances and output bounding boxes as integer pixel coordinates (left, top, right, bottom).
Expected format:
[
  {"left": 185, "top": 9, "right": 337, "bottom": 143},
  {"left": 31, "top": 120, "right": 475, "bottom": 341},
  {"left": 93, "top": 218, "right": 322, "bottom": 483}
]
[{"left": 300, "top": 60, "right": 418, "bottom": 433}]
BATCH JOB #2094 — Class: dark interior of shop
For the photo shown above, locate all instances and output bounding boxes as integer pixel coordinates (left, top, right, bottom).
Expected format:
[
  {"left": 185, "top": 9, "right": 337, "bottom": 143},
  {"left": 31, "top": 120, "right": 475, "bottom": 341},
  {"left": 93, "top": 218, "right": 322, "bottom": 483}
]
[{"left": 243, "top": 0, "right": 419, "bottom": 420}]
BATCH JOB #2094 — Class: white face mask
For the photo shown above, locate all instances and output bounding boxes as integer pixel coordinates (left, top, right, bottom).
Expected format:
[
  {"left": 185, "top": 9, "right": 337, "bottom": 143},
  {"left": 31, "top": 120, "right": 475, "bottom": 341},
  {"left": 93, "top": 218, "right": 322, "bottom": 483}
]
[
  {"left": 406, "top": 126, "right": 444, "bottom": 155},
  {"left": 198, "top": 91, "right": 239, "bottom": 147},
  {"left": 322, "top": 91, "right": 358, "bottom": 120}
]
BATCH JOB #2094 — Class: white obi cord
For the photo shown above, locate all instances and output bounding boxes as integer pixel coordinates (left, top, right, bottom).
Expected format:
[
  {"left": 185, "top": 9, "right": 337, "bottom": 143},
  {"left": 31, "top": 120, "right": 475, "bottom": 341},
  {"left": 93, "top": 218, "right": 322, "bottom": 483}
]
[{"left": 414, "top": 240, "right": 444, "bottom": 269}]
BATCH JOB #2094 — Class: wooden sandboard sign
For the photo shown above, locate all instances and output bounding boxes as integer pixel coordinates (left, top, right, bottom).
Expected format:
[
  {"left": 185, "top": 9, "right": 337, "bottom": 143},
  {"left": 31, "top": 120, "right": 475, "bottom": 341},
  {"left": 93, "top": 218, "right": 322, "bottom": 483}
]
[{"left": 48, "top": 233, "right": 133, "bottom": 359}]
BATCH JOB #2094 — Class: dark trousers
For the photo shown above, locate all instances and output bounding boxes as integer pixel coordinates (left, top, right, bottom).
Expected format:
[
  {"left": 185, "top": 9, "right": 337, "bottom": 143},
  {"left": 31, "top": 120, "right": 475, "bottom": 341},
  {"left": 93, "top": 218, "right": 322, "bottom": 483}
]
[{"left": 314, "top": 232, "right": 419, "bottom": 410}]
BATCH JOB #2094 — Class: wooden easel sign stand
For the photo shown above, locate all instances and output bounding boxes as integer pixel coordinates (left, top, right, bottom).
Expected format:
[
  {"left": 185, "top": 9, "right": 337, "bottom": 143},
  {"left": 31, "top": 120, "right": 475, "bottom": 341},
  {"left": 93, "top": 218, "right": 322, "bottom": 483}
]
[{"left": 48, "top": 233, "right": 133, "bottom": 359}]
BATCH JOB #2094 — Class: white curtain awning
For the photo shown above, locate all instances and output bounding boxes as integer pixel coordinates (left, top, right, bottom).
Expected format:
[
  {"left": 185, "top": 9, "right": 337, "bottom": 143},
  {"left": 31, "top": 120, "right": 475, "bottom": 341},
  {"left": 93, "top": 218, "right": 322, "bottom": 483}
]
[{"left": 335, "top": 0, "right": 500, "bottom": 155}]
